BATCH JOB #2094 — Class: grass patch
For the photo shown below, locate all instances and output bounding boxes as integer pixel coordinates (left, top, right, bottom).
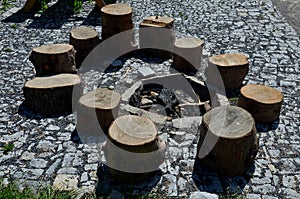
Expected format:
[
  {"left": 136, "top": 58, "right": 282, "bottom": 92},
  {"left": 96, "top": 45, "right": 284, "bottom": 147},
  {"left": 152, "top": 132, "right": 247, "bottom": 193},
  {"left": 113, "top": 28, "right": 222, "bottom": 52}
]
[
  {"left": 0, "top": 180, "right": 76, "bottom": 199},
  {"left": 228, "top": 97, "right": 239, "bottom": 105},
  {"left": 2, "top": 143, "right": 14, "bottom": 154}
]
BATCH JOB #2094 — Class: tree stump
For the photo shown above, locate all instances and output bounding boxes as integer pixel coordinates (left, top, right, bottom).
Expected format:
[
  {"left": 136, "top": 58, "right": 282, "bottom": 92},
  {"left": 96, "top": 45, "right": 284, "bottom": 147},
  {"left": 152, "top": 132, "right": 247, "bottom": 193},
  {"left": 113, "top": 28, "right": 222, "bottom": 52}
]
[
  {"left": 101, "top": 4, "right": 134, "bottom": 40},
  {"left": 29, "top": 44, "right": 76, "bottom": 76},
  {"left": 237, "top": 84, "right": 283, "bottom": 122},
  {"left": 22, "top": 0, "right": 50, "bottom": 13},
  {"left": 173, "top": 37, "right": 205, "bottom": 73},
  {"left": 76, "top": 88, "right": 121, "bottom": 143},
  {"left": 103, "top": 115, "right": 166, "bottom": 183},
  {"left": 23, "top": 74, "right": 81, "bottom": 116},
  {"left": 69, "top": 26, "right": 100, "bottom": 68},
  {"left": 208, "top": 54, "right": 249, "bottom": 89},
  {"left": 139, "top": 16, "right": 175, "bottom": 59},
  {"left": 197, "top": 105, "right": 258, "bottom": 176}
]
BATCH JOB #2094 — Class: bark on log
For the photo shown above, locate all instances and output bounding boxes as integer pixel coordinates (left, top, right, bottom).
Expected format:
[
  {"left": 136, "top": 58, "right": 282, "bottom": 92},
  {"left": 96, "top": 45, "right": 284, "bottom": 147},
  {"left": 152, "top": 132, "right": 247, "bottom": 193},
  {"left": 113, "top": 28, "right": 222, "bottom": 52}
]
[
  {"left": 139, "top": 16, "right": 175, "bottom": 59},
  {"left": 237, "top": 84, "right": 283, "bottom": 122},
  {"left": 76, "top": 88, "right": 121, "bottom": 143},
  {"left": 104, "top": 115, "right": 166, "bottom": 183},
  {"left": 23, "top": 74, "right": 81, "bottom": 116},
  {"left": 29, "top": 44, "right": 76, "bottom": 76},
  {"left": 208, "top": 54, "right": 249, "bottom": 89},
  {"left": 69, "top": 26, "right": 100, "bottom": 68},
  {"left": 173, "top": 37, "right": 204, "bottom": 73},
  {"left": 197, "top": 105, "right": 258, "bottom": 176}
]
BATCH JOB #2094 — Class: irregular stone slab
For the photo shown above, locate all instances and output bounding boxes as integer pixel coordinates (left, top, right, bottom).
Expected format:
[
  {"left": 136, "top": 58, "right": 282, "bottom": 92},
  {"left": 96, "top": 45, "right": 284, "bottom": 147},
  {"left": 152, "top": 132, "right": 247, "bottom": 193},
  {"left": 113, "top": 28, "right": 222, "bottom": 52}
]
[
  {"left": 138, "top": 67, "right": 156, "bottom": 78},
  {"left": 172, "top": 116, "right": 202, "bottom": 129},
  {"left": 123, "top": 104, "right": 167, "bottom": 124},
  {"left": 189, "top": 191, "right": 219, "bottom": 199},
  {"left": 121, "top": 81, "right": 142, "bottom": 102},
  {"left": 53, "top": 174, "right": 79, "bottom": 191}
]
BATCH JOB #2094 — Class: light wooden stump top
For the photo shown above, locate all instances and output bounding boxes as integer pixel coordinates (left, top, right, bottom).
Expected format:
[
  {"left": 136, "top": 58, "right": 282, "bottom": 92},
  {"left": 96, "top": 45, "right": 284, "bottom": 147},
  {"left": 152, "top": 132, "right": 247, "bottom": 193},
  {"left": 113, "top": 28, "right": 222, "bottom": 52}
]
[
  {"left": 24, "top": 74, "right": 81, "bottom": 89},
  {"left": 204, "top": 105, "right": 254, "bottom": 139},
  {"left": 209, "top": 54, "right": 248, "bottom": 67},
  {"left": 240, "top": 84, "right": 283, "bottom": 104},
  {"left": 101, "top": 3, "right": 132, "bottom": 16},
  {"left": 175, "top": 38, "right": 204, "bottom": 48},
  {"left": 79, "top": 88, "right": 121, "bottom": 110},
  {"left": 32, "top": 44, "right": 74, "bottom": 54},
  {"left": 109, "top": 115, "right": 157, "bottom": 146},
  {"left": 70, "top": 26, "right": 98, "bottom": 40},
  {"left": 141, "top": 16, "right": 174, "bottom": 28}
]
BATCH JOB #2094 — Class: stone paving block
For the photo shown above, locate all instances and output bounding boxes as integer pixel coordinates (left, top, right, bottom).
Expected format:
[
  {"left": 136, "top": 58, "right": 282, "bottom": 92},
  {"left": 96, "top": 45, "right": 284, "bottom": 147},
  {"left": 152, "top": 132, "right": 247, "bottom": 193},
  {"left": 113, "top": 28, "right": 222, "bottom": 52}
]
[{"left": 53, "top": 174, "right": 79, "bottom": 191}]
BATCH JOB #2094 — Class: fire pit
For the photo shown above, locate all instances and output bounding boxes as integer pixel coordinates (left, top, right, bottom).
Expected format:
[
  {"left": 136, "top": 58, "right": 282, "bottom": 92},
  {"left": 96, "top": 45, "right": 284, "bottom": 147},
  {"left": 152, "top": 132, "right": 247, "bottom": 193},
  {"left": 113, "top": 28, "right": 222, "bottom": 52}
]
[{"left": 129, "top": 83, "right": 181, "bottom": 119}]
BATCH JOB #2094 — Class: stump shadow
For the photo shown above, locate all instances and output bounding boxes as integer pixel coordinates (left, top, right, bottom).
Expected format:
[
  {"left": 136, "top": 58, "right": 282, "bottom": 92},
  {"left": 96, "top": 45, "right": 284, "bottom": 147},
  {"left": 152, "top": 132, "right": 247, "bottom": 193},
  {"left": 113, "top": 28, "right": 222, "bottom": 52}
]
[
  {"left": 96, "top": 164, "right": 162, "bottom": 198},
  {"left": 1, "top": 10, "right": 35, "bottom": 23},
  {"left": 255, "top": 119, "right": 280, "bottom": 132},
  {"left": 134, "top": 50, "right": 171, "bottom": 64},
  {"left": 26, "top": 0, "right": 77, "bottom": 29},
  {"left": 81, "top": 5, "right": 101, "bottom": 27},
  {"left": 18, "top": 101, "right": 71, "bottom": 119},
  {"left": 192, "top": 158, "right": 255, "bottom": 195}
]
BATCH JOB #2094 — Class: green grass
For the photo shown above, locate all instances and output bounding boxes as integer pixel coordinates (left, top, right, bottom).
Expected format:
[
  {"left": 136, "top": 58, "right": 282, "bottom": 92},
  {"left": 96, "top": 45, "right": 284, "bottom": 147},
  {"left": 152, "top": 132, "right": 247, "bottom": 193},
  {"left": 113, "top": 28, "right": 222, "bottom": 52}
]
[
  {"left": 10, "top": 23, "right": 17, "bottom": 28},
  {"left": 0, "top": 180, "right": 77, "bottom": 199},
  {"left": 2, "top": 143, "right": 14, "bottom": 154},
  {"left": 219, "top": 193, "right": 246, "bottom": 199}
]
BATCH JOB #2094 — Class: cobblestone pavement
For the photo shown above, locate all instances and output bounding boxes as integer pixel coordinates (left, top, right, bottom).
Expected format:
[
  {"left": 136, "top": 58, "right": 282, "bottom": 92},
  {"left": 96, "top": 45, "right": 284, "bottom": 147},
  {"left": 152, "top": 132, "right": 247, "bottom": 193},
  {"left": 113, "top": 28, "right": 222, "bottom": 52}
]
[
  {"left": 0, "top": 0, "right": 299, "bottom": 198},
  {"left": 271, "top": 0, "right": 300, "bottom": 35}
]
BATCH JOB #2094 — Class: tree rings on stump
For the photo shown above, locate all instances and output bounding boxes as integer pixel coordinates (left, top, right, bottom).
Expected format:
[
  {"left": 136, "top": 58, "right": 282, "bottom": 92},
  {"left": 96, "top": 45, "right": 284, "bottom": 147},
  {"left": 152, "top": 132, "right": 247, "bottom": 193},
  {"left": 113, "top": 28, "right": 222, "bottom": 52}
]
[
  {"left": 173, "top": 37, "right": 204, "bottom": 73},
  {"left": 76, "top": 88, "right": 121, "bottom": 143},
  {"left": 238, "top": 84, "right": 283, "bottom": 122},
  {"left": 69, "top": 26, "right": 100, "bottom": 68},
  {"left": 139, "top": 16, "right": 175, "bottom": 59},
  {"left": 29, "top": 44, "right": 76, "bottom": 76},
  {"left": 23, "top": 74, "right": 81, "bottom": 116},
  {"left": 197, "top": 105, "right": 258, "bottom": 176},
  {"left": 208, "top": 54, "right": 249, "bottom": 89},
  {"left": 104, "top": 115, "right": 166, "bottom": 183}
]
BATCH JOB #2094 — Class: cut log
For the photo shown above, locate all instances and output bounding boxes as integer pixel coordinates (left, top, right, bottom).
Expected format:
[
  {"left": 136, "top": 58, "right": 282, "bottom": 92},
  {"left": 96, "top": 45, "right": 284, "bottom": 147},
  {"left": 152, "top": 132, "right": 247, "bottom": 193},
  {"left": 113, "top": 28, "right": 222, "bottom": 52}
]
[
  {"left": 104, "top": 115, "right": 166, "bottom": 183},
  {"left": 237, "top": 84, "right": 283, "bottom": 122},
  {"left": 208, "top": 54, "right": 249, "bottom": 89},
  {"left": 76, "top": 88, "right": 121, "bottom": 143},
  {"left": 69, "top": 26, "right": 100, "bottom": 67},
  {"left": 23, "top": 74, "right": 81, "bottom": 116},
  {"left": 95, "top": 0, "right": 106, "bottom": 9},
  {"left": 197, "top": 105, "right": 258, "bottom": 176},
  {"left": 139, "top": 16, "right": 175, "bottom": 59},
  {"left": 173, "top": 37, "right": 205, "bottom": 73},
  {"left": 101, "top": 4, "right": 134, "bottom": 40},
  {"left": 29, "top": 44, "right": 76, "bottom": 76}
]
